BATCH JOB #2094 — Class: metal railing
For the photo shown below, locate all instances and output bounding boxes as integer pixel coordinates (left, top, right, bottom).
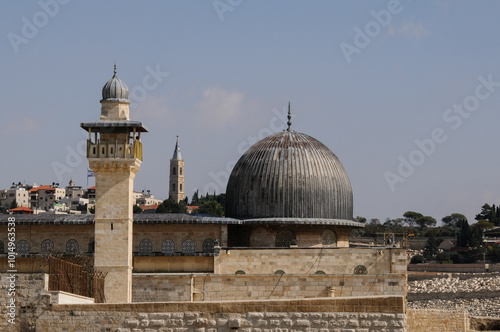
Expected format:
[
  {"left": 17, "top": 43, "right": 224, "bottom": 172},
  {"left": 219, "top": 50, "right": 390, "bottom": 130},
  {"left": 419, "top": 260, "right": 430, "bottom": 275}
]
[{"left": 48, "top": 255, "right": 107, "bottom": 303}]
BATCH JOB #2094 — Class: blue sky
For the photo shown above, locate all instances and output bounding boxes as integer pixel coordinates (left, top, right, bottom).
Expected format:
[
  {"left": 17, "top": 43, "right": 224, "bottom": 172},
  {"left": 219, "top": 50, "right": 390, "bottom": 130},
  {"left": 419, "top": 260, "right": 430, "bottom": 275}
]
[{"left": 1, "top": 1, "right": 500, "bottom": 224}]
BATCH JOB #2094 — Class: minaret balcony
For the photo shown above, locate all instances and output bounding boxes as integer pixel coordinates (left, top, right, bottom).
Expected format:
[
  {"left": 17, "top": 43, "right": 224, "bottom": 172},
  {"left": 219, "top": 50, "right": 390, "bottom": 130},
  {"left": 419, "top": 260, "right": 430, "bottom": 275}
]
[{"left": 87, "top": 139, "right": 143, "bottom": 161}]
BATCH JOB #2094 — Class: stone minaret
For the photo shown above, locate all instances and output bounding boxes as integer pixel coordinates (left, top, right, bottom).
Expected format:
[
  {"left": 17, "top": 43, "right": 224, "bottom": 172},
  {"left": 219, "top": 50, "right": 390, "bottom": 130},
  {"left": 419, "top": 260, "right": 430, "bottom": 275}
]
[
  {"left": 169, "top": 136, "right": 184, "bottom": 203},
  {"left": 81, "top": 65, "right": 147, "bottom": 303}
]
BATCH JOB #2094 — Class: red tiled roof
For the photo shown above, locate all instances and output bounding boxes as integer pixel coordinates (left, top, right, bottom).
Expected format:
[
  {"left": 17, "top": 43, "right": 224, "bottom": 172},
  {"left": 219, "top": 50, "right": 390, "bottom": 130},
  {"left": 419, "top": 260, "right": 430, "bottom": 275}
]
[
  {"left": 8, "top": 207, "right": 33, "bottom": 212},
  {"left": 139, "top": 204, "right": 159, "bottom": 210},
  {"left": 87, "top": 186, "right": 96, "bottom": 190},
  {"left": 29, "top": 185, "right": 52, "bottom": 193}
]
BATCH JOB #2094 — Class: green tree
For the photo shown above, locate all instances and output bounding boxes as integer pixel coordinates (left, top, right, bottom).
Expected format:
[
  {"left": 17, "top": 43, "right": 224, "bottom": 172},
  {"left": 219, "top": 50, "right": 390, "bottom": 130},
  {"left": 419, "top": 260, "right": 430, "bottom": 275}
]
[
  {"left": 383, "top": 218, "right": 404, "bottom": 233},
  {"left": 191, "top": 190, "right": 200, "bottom": 205},
  {"left": 196, "top": 200, "right": 224, "bottom": 217},
  {"left": 456, "top": 218, "right": 472, "bottom": 247},
  {"left": 416, "top": 216, "right": 437, "bottom": 230},
  {"left": 133, "top": 204, "right": 143, "bottom": 214},
  {"left": 410, "top": 255, "right": 425, "bottom": 264},
  {"left": 355, "top": 216, "right": 367, "bottom": 223},
  {"left": 475, "top": 203, "right": 500, "bottom": 226},
  {"left": 156, "top": 198, "right": 187, "bottom": 213},
  {"left": 442, "top": 213, "right": 467, "bottom": 227},
  {"left": 9, "top": 200, "right": 18, "bottom": 210},
  {"left": 423, "top": 234, "right": 443, "bottom": 260},
  {"left": 403, "top": 211, "right": 423, "bottom": 227},
  {"left": 362, "top": 218, "right": 385, "bottom": 237}
]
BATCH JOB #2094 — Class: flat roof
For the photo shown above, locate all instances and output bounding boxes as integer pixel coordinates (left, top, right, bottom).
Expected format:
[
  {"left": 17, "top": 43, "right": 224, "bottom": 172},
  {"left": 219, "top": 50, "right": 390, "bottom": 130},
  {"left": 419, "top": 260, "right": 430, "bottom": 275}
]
[
  {"left": 80, "top": 121, "right": 148, "bottom": 132},
  {"left": 0, "top": 214, "right": 363, "bottom": 227}
]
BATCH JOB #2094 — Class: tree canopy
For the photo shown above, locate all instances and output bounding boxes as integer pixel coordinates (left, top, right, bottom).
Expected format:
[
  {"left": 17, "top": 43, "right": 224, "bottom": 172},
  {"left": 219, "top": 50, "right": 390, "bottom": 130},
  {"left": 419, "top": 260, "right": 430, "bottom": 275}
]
[{"left": 156, "top": 198, "right": 187, "bottom": 213}]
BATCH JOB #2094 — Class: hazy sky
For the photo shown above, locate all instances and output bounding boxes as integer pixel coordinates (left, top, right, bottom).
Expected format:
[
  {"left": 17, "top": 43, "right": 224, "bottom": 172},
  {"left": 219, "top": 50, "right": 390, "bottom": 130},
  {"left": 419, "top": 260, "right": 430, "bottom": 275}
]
[{"left": 2, "top": 1, "right": 500, "bottom": 224}]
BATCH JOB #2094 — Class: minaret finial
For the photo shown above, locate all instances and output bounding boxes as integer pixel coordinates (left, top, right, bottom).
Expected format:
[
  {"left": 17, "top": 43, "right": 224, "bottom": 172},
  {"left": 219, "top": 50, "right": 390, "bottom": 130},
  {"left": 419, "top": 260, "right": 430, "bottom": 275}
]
[
  {"left": 113, "top": 62, "right": 117, "bottom": 77},
  {"left": 287, "top": 102, "right": 292, "bottom": 131},
  {"left": 176, "top": 135, "right": 179, "bottom": 142}
]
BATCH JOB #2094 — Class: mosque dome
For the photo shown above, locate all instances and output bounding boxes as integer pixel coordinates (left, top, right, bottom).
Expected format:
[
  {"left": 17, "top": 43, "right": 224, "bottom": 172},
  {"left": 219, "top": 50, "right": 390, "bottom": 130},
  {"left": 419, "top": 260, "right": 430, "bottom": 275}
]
[
  {"left": 101, "top": 65, "right": 129, "bottom": 102},
  {"left": 225, "top": 129, "right": 353, "bottom": 221}
]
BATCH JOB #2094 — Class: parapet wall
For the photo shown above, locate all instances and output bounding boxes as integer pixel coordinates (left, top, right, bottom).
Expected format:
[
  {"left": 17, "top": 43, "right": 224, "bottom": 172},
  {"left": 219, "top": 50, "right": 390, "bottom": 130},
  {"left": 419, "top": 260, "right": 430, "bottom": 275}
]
[
  {"left": 36, "top": 296, "right": 406, "bottom": 332},
  {"left": 215, "top": 247, "right": 407, "bottom": 275},
  {"left": 132, "top": 273, "right": 407, "bottom": 302},
  {"left": 408, "top": 263, "right": 500, "bottom": 273},
  {"left": 407, "top": 309, "right": 469, "bottom": 332},
  {"left": 0, "top": 273, "right": 50, "bottom": 332}
]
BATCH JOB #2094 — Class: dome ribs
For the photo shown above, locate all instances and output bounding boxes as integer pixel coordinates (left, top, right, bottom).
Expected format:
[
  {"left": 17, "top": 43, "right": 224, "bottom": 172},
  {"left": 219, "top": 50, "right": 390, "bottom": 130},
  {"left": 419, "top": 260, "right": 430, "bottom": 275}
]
[{"left": 225, "top": 131, "right": 353, "bottom": 221}]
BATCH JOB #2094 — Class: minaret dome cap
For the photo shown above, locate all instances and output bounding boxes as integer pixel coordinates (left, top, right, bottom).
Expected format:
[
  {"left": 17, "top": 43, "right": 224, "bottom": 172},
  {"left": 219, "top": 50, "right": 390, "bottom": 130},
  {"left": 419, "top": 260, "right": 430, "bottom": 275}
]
[{"left": 101, "top": 64, "right": 129, "bottom": 102}]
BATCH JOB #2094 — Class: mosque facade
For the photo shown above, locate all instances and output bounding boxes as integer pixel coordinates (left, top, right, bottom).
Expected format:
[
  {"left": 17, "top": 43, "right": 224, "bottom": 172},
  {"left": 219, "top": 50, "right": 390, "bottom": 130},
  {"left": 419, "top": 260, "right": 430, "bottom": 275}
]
[{"left": 0, "top": 68, "right": 407, "bottom": 305}]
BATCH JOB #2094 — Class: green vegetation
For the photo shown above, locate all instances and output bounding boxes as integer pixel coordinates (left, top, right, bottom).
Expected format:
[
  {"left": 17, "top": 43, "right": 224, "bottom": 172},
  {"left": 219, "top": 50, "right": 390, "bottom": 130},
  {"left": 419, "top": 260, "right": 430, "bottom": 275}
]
[
  {"left": 133, "top": 204, "right": 143, "bottom": 214},
  {"left": 156, "top": 198, "right": 187, "bottom": 213},
  {"left": 355, "top": 202, "right": 500, "bottom": 264}
]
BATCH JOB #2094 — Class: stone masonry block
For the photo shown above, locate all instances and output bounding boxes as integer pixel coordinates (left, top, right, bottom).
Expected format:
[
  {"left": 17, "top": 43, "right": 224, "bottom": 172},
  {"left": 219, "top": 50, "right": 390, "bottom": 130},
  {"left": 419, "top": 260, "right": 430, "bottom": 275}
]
[
  {"left": 150, "top": 313, "right": 171, "bottom": 319},
  {"left": 228, "top": 318, "right": 241, "bottom": 328},
  {"left": 150, "top": 319, "right": 166, "bottom": 327},
  {"left": 247, "top": 312, "right": 264, "bottom": 320},
  {"left": 295, "top": 320, "right": 311, "bottom": 327},
  {"left": 137, "top": 313, "right": 148, "bottom": 320},
  {"left": 196, "top": 318, "right": 208, "bottom": 326},
  {"left": 125, "top": 319, "right": 140, "bottom": 328},
  {"left": 216, "top": 318, "right": 228, "bottom": 327},
  {"left": 265, "top": 312, "right": 288, "bottom": 318}
]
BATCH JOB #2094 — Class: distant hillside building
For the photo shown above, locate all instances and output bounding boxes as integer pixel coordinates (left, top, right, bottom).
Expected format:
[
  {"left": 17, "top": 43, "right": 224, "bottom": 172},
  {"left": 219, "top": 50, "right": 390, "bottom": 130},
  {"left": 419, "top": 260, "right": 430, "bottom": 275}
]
[
  {"left": 0, "top": 182, "right": 30, "bottom": 208},
  {"left": 29, "top": 183, "right": 65, "bottom": 211}
]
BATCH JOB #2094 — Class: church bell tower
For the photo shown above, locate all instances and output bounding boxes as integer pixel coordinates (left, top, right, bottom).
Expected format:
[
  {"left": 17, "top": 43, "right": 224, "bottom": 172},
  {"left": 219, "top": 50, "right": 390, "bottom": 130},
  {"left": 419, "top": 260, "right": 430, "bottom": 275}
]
[
  {"left": 81, "top": 65, "right": 147, "bottom": 303},
  {"left": 169, "top": 136, "right": 184, "bottom": 203}
]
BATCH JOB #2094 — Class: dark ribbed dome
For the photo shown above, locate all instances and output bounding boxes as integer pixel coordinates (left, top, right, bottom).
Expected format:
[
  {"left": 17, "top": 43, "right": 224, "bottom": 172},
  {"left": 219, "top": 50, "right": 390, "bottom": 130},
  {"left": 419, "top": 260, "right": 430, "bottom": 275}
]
[
  {"left": 226, "top": 130, "right": 353, "bottom": 220},
  {"left": 101, "top": 66, "right": 129, "bottom": 102}
]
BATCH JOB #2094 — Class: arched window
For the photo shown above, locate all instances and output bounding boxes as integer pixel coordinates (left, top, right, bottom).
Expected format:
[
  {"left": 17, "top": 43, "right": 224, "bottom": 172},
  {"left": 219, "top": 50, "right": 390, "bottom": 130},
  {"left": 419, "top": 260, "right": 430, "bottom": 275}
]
[
  {"left": 354, "top": 265, "right": 368, "bottom": 275},
  {"left": 172, "top": 167, "right": 176, "bottom": 175},
  {"left": 172, "top": 183, "right": 176, "bottom": 192},
  {"left": 17, "top": 240, "right": 30, "bottom": 255},
  {"left": 180, "top": 183, "right": 183, "bottom": 191},
  {"left": 162, "top": 239, "right": 175, "bottom": 255},
  {"left": 202, "top": 238, "right": 215, "bottom": 253},
  {"left": 0, "top": 241, "right": 4, "bottom": 254},
  {"left": 275, "top": 230, "right": 296, "bottom": 247},
  {"left": 274, "top": 270, "right": 286, "bottom": 275},
  {"left": 180, "top": 167, "right": 183, "bottom": 175},
  {"left": 41, "top": 239, "right": 54, "bottom": 255},
  {"left": 315, "top": 270, "right": 326, "bottom": 275},
  {"left": 322, "top": 230, "right": 337, "bottom": 247},
  {"left": 182, "top": 239, "right": 195, "bottom": 255},
  {"left": 66, "top": 239, "right": 79, "bottom": 254},
  {"left": 235, "top": 270, "right": 246, "bottom": 275},
  {"left": 139, "top": 239, "right": 153, "bottom": 255}
]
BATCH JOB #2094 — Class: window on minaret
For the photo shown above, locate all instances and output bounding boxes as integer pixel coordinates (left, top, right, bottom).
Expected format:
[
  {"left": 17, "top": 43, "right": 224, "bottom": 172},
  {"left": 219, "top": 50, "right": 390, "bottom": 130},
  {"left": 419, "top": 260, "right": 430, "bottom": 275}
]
[
  {"left": 172, "top": 183, "right": 176, "bottom": 192},
  {"left": 180, "top": 184, "right": 183, "bottom": 191},
  {"left": 172, "top": 167, "right": 176, "bottom": 175},
  {"left": 180, "top": 167, "right": 182, "bottom": 175}
]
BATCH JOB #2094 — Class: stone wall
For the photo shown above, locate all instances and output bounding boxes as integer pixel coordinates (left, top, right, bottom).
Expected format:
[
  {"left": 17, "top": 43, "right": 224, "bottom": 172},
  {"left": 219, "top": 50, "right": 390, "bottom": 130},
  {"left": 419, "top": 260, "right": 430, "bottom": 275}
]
[
  {"left": 407, "top": 309, "right": 469, "bottom": 332},
  {"left": 0, "top": 223, "right": 224, "bottom": 257},
  {"left": 0, "top": 224, "right": 94, "bottom": 256},
  {"left": 215, "top": 247, "right": 407, "bottom": 275},
  {"left": 132, "top": 273, "right": 406, "bottom": 302},
  {"left": 35, "top": 296, "right": 406, "bottom": 332},
  {"left": 247, "top": 225, "right": 351, "bottom": 248},
  {"left": 408, "top": 264, "right": 495, "bottom": 273},
  {"left": 132, "top": 274, "right": 192, "bottom": 302},
  {"left": 0, "top": 273, "right": 50, "bottom": 332}
]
